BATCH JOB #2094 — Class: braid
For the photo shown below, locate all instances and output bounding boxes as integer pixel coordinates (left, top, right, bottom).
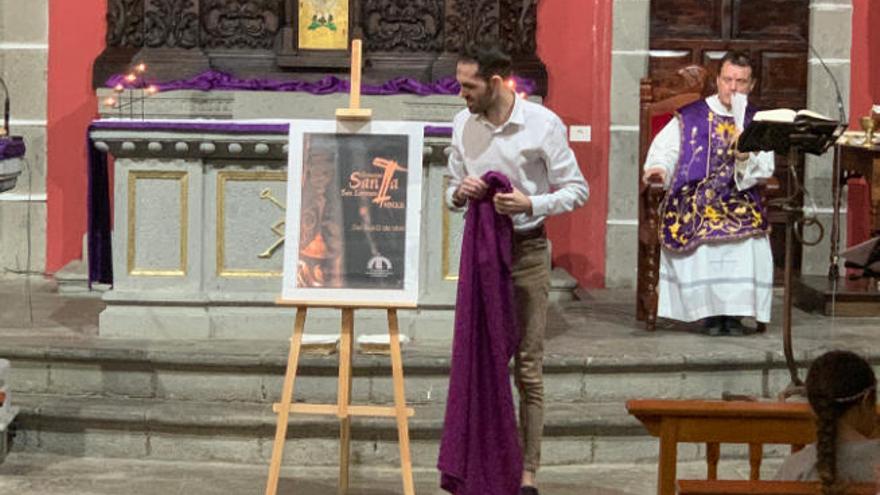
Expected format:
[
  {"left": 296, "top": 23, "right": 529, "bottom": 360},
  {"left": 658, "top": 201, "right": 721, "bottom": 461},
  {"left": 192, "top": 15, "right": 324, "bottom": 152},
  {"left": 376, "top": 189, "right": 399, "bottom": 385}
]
[{"left": 812, "top": 396, "right": 842, "bottom": 495}]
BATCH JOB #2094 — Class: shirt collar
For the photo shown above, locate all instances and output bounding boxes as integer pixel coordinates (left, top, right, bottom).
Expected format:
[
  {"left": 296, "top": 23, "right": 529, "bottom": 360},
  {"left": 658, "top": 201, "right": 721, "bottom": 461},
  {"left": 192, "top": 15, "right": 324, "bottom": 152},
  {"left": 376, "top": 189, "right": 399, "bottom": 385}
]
[{"left": 476, "top": 93, "right": 525, "bottom": 132}]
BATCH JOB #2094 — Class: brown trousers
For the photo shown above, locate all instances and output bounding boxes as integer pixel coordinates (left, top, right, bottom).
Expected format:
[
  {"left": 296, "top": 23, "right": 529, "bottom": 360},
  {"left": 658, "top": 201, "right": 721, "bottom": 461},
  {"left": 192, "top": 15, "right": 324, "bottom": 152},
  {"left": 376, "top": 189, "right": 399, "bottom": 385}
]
[{"left": 511, "top": 234, "right": 550, "bottom": 473}]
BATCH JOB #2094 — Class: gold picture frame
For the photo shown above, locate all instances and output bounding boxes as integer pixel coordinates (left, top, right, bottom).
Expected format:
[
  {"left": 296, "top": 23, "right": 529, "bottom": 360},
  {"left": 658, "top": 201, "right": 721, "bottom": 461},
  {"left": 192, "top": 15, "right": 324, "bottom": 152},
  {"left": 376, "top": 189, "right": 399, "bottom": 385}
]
[
  {"left": 298, "top": 0, "right": 349, "bottom": 51},
  {"left": 277, "top": 0, "right": 353, "bottom": 69}
]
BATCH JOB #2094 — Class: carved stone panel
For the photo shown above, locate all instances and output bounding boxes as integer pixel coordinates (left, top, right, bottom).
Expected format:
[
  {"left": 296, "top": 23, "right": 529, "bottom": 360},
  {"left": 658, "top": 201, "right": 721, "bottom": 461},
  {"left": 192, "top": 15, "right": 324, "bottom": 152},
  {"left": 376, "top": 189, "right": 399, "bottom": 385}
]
[
  {"left": 145, "top": 0, "right": 200, "bottom": 48},
  {"left": 95, "top": 0, "right": 546, "bottom": 94},
  {"left": 106, "top": 0, "right": 145, "bottom": 47},
  {"left": 363, "top": 0, "right": 444, "bottom": 52},
  {"left": 201, "top": 0, "right": 283, "bottom": 49},
  {"left": 499, "top": 0, "right": 537, "bottom": 55},
  {"left": 444, "top": 0, "right": 500, "bottom": 53}
]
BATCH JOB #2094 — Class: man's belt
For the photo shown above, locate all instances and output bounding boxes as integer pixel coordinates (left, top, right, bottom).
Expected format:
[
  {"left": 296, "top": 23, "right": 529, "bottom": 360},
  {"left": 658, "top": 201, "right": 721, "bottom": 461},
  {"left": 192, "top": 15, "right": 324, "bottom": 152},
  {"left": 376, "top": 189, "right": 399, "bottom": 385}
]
[{"left": 513, "top": 225, "right": 546, "bottom": 242}]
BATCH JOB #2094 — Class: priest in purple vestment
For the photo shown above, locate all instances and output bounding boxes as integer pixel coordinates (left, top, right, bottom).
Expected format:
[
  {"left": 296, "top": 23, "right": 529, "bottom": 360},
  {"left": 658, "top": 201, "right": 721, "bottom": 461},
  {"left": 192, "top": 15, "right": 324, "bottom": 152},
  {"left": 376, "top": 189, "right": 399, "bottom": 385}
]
[
  {"left": 643, "top": 51, "right": 775, "bottom": 337},
  {"left": 439, "top": 41, "right": 589, "bottom": 495}
]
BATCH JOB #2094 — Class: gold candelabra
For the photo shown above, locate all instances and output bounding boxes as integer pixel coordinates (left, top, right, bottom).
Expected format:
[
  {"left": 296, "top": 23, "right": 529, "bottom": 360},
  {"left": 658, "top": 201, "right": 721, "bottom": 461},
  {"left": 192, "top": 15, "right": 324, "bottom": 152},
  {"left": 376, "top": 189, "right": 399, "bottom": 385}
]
[{"left": 102, "top": 62, "right": 159, "bottom": 119}]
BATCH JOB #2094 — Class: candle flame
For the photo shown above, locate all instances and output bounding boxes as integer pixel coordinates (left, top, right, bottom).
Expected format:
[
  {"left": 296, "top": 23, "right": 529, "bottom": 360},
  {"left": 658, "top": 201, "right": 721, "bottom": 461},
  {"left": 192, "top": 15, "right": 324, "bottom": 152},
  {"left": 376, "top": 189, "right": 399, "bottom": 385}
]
[
  {"left": 104, "top": 97, "right": 117, "bottom": 107},
  {"left": 125, "top": 73, "right": 137, "bottom": 83},
  {"left": 113, "top": 84, "right": 124, "bottom": 92},
  {"left": 135, "top": 63, "right": 147, "bottom": 73},
  {"left": 146, "top": 85, "right": 159, "bottom": 95}
]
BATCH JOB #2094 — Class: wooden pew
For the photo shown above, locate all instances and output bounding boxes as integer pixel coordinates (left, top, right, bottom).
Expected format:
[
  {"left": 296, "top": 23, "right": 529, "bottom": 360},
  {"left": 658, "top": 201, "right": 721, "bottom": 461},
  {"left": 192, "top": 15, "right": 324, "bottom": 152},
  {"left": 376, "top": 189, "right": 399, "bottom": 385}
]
[
  {"left": 628, "top": 399, "right": 880, "bottom": 495},
  {"left": 677, "top": 479, "right": 876, "bottom": 495},
  {"left": 627, "top": 399, "right": 815, "bottom": 495}
]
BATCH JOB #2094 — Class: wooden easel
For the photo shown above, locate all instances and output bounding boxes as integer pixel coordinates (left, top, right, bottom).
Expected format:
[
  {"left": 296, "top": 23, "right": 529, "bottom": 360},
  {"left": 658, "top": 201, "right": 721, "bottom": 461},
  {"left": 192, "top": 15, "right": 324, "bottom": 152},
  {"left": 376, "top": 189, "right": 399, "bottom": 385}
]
[{"left": 264, "top": 40, "right": 415, "bottom": 495}]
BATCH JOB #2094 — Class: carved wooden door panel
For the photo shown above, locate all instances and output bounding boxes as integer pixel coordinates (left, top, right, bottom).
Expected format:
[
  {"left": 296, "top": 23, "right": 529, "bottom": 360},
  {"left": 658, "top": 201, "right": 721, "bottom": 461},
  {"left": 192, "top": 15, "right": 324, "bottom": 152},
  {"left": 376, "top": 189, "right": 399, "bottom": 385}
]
[{"left": 649, "top": 0, "right": 810, "bottom": 279}]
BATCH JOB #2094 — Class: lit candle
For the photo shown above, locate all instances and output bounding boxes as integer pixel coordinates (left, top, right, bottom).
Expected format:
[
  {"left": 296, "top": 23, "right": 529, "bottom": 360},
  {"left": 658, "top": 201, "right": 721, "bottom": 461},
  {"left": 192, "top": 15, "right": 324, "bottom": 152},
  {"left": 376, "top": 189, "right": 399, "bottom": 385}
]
[
  {"left": 104, "top": 97, "right": 117, "bottom": 107},
  {"left": 113, "top": 83, "right": 125, "bottom": 93},
  {"left": 125, "top": 73, "right": 137, "bottom": 83},
  {"left": 135, "top": 63, "right": 147, "bottom": 73},
  {"left": 506, "top": 79, "right": 516, "bottom": 90},
  {"left": 146, "top": 85, "right": 159, "bottom": 95}
]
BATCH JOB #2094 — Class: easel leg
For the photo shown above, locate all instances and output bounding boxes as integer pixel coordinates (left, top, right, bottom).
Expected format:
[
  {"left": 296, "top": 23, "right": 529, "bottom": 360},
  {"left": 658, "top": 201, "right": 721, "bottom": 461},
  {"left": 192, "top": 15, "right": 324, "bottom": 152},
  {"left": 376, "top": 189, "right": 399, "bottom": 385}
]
[
  {"left": 265, "top": 306, "right": 308, "bottom": 495},
  {"left": 388, "top": 309, "right": 415, "bottom": 495},
  {"left": 338, "top": 308, "right": 354, "bottom": 495}
]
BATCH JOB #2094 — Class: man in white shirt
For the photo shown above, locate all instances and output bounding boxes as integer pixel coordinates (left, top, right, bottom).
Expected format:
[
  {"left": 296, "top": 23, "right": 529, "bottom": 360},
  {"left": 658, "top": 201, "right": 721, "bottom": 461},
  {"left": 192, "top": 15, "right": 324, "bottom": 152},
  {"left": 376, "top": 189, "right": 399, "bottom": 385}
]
[
  {"left": 445, "top": 42, "right": 589, "bottom": 494},
  {"left": 643, "top": 51, "right": 774, "bottom": 336}
]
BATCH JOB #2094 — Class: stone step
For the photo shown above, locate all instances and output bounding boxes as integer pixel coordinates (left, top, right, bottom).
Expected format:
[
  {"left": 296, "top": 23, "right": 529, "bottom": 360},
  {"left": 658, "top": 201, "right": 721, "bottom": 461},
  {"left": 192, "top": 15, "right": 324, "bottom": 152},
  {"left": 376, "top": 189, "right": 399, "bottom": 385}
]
[
  {"left": 0, "top": 337, "right": 808, "bottom": 407},
  {"left": 8, "top": 393, "right": 696, "bottom": 467}
]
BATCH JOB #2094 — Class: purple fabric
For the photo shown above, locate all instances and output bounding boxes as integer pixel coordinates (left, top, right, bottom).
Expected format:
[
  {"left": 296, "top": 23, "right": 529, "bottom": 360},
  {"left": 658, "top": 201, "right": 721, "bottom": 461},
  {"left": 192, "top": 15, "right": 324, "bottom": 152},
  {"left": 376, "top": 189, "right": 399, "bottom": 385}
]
[
  {"left": 86, "top": 120, "right": 451, "bottom": 286},
  {"left": 87, "top": 130, "right": 113, "bottom": 286},
  {"left": 438, "top": 171, "right": 522, "bottom": 495},
  {"left": 0, "top": 137, "right": 26, "bottom": 159},
  {"left": 660, "top": 100, "right": 769, "bottom": 252},
  {"left": 89, "top": 120, "right": 452, "bottom": 138},
  {"left": 106, "top": 70, "right": 538, "bottom": 97}
]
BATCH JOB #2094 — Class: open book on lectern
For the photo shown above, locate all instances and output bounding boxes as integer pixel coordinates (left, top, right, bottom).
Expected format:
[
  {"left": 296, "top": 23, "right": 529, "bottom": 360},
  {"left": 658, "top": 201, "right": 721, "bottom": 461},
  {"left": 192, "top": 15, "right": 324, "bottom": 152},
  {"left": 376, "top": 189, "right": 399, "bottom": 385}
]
[{"left": 738, "top": 107, "right": 841, "bottom": 156}]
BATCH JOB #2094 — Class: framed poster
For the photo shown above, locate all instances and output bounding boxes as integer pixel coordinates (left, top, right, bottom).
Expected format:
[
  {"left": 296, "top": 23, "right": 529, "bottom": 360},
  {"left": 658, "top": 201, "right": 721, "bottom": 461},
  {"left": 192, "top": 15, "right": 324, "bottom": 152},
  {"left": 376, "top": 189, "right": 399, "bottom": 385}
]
[{"left": 281, "top": 119, "right": 424, "bottom": 306}]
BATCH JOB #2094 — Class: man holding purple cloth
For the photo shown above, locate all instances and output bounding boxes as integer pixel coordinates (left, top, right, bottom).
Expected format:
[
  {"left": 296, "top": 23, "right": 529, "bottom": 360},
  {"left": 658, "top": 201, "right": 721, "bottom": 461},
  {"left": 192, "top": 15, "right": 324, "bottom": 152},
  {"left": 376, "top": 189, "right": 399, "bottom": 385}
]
[
  {"left": 643, "top": 51, "right": 775, "bottom": 336},
  {"left": 438, "top": 41, "right": 588, "bottom": 495}
]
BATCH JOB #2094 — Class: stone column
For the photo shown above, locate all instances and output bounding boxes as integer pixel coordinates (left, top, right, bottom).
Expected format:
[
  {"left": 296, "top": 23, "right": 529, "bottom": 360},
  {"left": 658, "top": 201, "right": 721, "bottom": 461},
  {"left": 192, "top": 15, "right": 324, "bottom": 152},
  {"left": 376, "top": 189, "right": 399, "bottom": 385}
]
[
  {"left": 605, "top": 0, "right": 649, "bottom": 288},
  {"left": 802, "top": 0, "right": 853, "bottom": 275},
  {"left": 0, "top": 1, "right": 48, "bottom": 272}
]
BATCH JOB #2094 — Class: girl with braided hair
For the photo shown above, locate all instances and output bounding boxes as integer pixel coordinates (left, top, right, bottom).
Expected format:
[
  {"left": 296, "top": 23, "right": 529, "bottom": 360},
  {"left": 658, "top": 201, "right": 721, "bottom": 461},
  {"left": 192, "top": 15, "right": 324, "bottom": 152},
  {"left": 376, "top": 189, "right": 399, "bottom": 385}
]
[{"left": 775, "top": 350, "right": 880, "bottom": 492}]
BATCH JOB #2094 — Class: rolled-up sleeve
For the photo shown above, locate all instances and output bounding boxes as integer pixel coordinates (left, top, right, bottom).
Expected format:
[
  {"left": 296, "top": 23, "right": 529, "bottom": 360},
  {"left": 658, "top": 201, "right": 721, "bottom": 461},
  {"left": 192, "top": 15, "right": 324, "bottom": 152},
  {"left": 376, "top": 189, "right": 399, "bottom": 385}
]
[
  {"left": 530, "top": 118, "right": 589, "bottom": 217},
  {"left": 444, "top": 126, "right": 466, "bottom": 210}
]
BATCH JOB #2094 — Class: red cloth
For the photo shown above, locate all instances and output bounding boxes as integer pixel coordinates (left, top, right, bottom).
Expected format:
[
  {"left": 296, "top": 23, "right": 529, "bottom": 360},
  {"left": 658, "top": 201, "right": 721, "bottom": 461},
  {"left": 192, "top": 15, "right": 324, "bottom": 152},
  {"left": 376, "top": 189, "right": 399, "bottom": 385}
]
[{"left": 438, "top": 171, "right": 523, "bottom": 495}]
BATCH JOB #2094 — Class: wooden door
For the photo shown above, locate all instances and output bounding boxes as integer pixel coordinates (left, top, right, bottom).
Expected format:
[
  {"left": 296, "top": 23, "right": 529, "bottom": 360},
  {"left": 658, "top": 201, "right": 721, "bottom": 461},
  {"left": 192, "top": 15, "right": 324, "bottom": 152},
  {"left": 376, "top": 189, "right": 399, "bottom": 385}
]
[{"left": 650, "top": 0, "right": 810, "bottom": 279}]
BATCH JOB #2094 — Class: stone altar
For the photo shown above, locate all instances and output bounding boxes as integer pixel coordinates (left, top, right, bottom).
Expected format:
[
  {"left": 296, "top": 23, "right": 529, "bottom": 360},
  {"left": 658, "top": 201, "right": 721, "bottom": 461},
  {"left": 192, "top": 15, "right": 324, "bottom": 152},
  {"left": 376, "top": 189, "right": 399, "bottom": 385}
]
[{"left": 89, "top": 90, "right": 476, "bottom": 341}]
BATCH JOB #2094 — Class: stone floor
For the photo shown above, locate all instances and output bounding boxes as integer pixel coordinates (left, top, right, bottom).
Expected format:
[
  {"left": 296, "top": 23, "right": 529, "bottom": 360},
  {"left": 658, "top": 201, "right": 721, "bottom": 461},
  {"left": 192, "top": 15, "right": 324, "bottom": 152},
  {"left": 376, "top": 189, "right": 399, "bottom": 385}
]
[
  {"left": 1, "top": 273, "right": 879, "bottom": 367},
  {"left": 0, "top": 274, "right": 877, "bottom": 494},
  {"left": 0, "top": 452, "right": 783, "bottom": 495}
]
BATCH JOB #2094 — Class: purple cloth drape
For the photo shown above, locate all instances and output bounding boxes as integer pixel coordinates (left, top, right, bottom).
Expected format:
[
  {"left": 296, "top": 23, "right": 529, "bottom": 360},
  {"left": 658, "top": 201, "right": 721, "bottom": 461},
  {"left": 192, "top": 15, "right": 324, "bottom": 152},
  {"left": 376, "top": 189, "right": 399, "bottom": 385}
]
[
  {"left": 105, "top": 70, "right": 538, "bottom": 97},
  {"left": 87, "top": 131, "right": 113, "bottom": 286},
  {"left": 0, "top": 136, "right": 26, "bottom": 159},
  {"left": 438, "top": 171, "right": 523, "bottom": 495}
]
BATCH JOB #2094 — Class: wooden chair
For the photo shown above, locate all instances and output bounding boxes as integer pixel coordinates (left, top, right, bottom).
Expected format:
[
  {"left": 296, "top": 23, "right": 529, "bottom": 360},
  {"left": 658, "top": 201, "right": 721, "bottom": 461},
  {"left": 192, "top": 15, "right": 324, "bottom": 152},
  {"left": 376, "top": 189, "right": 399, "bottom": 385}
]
[
  {"left": 635, "top": 66, "right": 778, "bottom": 331},
  {"left": 677, "top": 479, "right": 876, "bottom": 495}
]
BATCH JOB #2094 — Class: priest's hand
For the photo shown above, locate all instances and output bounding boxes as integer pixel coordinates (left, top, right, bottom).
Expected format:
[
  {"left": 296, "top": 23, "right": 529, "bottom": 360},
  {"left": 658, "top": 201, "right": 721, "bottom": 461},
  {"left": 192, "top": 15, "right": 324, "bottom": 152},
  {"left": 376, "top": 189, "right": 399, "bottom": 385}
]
[
  {"left": 643, "top": 166, "right": 667, "bottom": 185},
  {"left": 452, "top": 176, "right": 488, "bottom": 207},
  {"left": 494, "top": 188, "right": 533, "bottom": 216}
]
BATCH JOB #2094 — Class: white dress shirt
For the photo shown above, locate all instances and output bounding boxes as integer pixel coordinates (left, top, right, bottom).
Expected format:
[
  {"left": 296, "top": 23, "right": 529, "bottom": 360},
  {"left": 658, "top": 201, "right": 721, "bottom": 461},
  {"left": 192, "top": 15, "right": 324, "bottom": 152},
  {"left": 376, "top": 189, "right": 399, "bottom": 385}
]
[{"left": 445, "top": 96, "right": 589, "bottom": 232}]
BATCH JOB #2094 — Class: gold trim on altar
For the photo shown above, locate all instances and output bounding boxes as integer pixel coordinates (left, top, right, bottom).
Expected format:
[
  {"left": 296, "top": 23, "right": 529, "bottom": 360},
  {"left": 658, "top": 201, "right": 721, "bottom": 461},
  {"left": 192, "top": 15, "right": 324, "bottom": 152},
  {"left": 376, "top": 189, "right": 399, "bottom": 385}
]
[
  {"left": 217, "top": 170, "right": 287, "bottom": 277},
  {"left": 298, "top": 0, "right": 349, "bottom": 50},
  {"left": 127, "top": 170, "right": 189, "bottom": 277},
  {"left": 441, "top": 176, "right": 459, "bottom": 282}
]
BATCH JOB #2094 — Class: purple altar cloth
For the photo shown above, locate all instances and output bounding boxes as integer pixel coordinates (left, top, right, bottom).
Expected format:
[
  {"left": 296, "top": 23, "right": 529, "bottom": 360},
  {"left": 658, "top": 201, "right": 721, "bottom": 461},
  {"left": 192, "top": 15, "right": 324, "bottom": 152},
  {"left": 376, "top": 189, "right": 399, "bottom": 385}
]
[
  {"left": 87, "top": 120, "right": 452, "bottom": 286},
  {"left": 438, "top": 171, "right": 523, "bottom": 495},
  {"left": 0, "top": 136, "right": 26, "bottom": 159},
  {"left": 105, "top": 70, "right": 538, "bottom": 97},
  {"left": 89, "top": 120, "right": 452, "bottom": 138}
]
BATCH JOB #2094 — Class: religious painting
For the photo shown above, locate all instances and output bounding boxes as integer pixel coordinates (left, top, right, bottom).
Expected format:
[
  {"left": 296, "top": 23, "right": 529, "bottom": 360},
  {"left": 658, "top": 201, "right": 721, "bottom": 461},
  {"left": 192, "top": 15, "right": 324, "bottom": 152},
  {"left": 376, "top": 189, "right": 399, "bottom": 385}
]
[
  {"left": 281, "top": 119, "right": 423, "bottom": 306},
  {"left": 297, "top": 0, "right": 349, "bottom": 50}
]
